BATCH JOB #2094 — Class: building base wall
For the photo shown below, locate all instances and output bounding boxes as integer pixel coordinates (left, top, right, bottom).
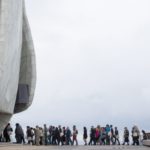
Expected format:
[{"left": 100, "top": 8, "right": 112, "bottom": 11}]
[{"left": 0, "top": 113, "right": 11, "bottom": 133}]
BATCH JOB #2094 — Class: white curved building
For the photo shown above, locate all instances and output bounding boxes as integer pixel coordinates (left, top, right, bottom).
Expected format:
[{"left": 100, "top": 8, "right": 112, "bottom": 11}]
[{"left": 0, "top": 0, "right": 36, "bottom": 131}]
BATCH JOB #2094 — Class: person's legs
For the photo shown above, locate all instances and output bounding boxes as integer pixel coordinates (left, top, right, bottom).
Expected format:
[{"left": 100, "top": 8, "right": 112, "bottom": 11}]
[
  {"left": 51, "top": 136, "right": 53, "bottom": 144},
  {"left": 22, "top": 136, "right": 25, "bottom": 144},
  {"left": 93, "top": 137, "right": 96, "bottom": 145},
  {"left": 15, "top": 135, "right": 18, "bottom": 143},
  {"left": 54, "top": 137, "right": 57, "bottom": 145},
  {"left": 110, "top": 136, "right": 115, "bottom": 145},
  {"left": 88, "top": 138, "right": 92, "bottom": 145},
  {"left": 36, "top": 136, "right": 40, "bottom": 146},
  {"left": 127, "top": 137, "right": 129, "bottom": 145},
  {"left": 132, "top": 137, "right": 135, "bottom": 145},
  {"left": 84, "top": 138, "right": 87, "bottom": 145},
  {"left": 5, "top": 135, "right": 9, "bottom": 142},
  {"left": 27, "top": 137, "right": 30, "bottom": 144},
  {"left": 60, "top": 137, "right": 64, "bottom": 145},
  {"left": 106, "top": 135, "right": 110, "bottom": 145},
  {"left": 69, "top": 137, "right": 73, "bottom": 145},
  {"left": 117, "top": 138, "right": 120, "bottom": 145},
  {"left": 122, "top": 138, "right": 125, "bottom": 145},
  {"left": 40, "top": 137, "right": 42, "bottom": 145},
  {"left": 44, "top": 136, "right": 47, "bottom": 145},
  {"left": 18, "top": 135, "right": 22, "bottom": 144},
  {"left": 76, "top": 139, "right": 78, "bottom": 145},
  {"left": 114, "top": 136, "right": 117, "bottom": 145},
  {"left": 66, "top": 137, "right": 69, "bottom": 145},
  {"left": 57, "top": 137, "right": 60, "bottom": 145},
  {"left": 49, "top": 135, "right": 52, "bottom": 144},
  {"left": 136, "top": 137, "right": 139, "bottom": 145},
  {"left": 111, "top": 136, "right": 114, "bottom": 145},
  {"left": 101, "top": 138, "right": 105, "bottom": 145}
]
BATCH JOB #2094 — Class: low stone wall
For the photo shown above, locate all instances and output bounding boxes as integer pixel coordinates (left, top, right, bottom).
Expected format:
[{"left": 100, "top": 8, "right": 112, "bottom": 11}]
[
  {"left": 143, "top": 140, "right": 150, "bottom": 147},
  {"left": 143, "top": 133, "right": 150, "bottom": 146}
]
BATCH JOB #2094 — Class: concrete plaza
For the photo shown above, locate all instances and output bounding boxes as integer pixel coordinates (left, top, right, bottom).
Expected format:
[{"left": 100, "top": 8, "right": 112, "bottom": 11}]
[{"left": 0, "top": 144, "right": 149, "bottom": 150}]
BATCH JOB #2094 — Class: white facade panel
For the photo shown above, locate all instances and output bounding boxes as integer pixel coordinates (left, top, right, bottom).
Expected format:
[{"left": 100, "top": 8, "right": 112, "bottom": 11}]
[{"left": 0, "top": 0, "right": 36, "bottom": 130}]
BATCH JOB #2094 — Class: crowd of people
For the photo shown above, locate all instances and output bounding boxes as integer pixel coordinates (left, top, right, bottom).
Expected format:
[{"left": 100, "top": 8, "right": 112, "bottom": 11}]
[{"left": 0, "top": 123, "right": 147, "bottom": 146}]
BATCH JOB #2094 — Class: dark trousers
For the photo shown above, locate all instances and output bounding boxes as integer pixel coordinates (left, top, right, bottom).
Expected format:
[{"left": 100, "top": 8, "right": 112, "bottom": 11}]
[
  {"left": 106, "top": 135, "right": 110, "bottom": 145},
  {"left": 132, "top": 136, "right": 139, "bottom": 145},
  {"left": 16, "top": 135, "right": 25, "bottom": 144},
  {"left": 89, "top": 137, "right": 96, "bottom": 145},
  {"left": 123, "top": 137, "right": 129, "bottom": 145},
  {"left": 111, "top": 136, "right": 116, "bottom": 145},
  {"left": 5, "top": 134, "right": 10, "bottom": 142},
  {"left": 59, "top": 137, "right": 64, "bottom": 145},
  {"left": 48, "top": 135, "right": 52, "bottom": 144},
  {"left": 66, "top": 136, "right": 73, "bottom": 145},
  {"left": 114, "top": 137, "right": 120, "bottom": 145}
]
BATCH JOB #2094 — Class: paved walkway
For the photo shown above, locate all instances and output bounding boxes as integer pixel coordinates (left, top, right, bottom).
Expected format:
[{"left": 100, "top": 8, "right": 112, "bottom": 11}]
[{"left": 0, "top": 144, "right": 149, "bottom": 150}]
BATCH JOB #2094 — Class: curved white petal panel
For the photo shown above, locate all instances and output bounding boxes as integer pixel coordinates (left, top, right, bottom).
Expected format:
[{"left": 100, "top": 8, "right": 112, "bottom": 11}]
[{"left": 0, "top": 0, "right": 36, "bottom": 128}]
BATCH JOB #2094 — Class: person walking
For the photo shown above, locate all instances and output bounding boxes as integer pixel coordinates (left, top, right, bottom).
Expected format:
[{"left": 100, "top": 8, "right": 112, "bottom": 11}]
[
  {"left": 55, "top": 127, "right": 60, "bottom": 145},
  {"left": 83, "top": 127, "right": 88, "bottom": 145},
  {"left": 114, "top": 127, "right": 120, "bottom": 145},
  {"left": 26, "top": 126, "right": 34, "bottom": 145},
  {"left": 15, "top": 123, "right": 25, "bottom": 144},
  {"left": 88, "top": 126, "right": 96, "bottom": 145},
  {"left": 72, "top": 125, "right": 78, "bottom": 146},
  {"left": 48, "top": 126, "right": 52, "bottom": 144},
  {"left": 110, "top": 125, "right": 115, "bottom": 145},
  {"left": 132, "top": 125, "right": 140, "bottom": 145},
  {"left": 105, "top": 124, "right": 111, "bottom": 145},
  {"left": 3, "top": 123, "right": 13, "bottom": 142},
  {"left": 95, "top": 127, "right": 100, "bottom": 145},
  {"left": 39, "top": 127, "right": 44, "bottom": 145},
  {"left": 62, "top": 127, "right": 66, "bottom": 145},
  {"left": 122, "top": 127, "right": 129, "bottom": 145},
  {"left": 35, "top": 126, "right": 40, "bottom": 146},
  {"left": 43, "top": 124, "right": 48, "bottom": 145},
  {"left": 100, "top": 127, "right": 106, "bottom": 145},
  {"left": 66, "top": 127, "right": 73, "bottom": 145},
  {"left": 59, "top": 126, "right": 64, "bottom": 145}
]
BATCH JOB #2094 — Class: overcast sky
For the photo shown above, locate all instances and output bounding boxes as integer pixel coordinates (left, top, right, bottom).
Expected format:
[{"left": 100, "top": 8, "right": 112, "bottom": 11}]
[{"left": 12, "top": 0, "right": 150, "bottom": 131}]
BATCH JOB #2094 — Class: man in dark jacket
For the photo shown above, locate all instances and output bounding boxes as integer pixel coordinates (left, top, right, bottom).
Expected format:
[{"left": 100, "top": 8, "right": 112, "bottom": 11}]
[
  {"left": 114, "top": 127, "right": 120, "bottom": 145},
  {"left": 88, "top": 126, "right": 96, "bottom": 145},
  {"left": 26, "top": 126, "right": 34, "bottom": 145},
  {"left": 44, "top": 124, "right": 48, "bottom": 145},
  {"left": 3, "top": 123, "right": 13, "bottom": 142},
  {"left": 122, "top": 127, "right": 129, "bottom": 145},
  {"left": 15, "top": 123, "right": 25, "bottom": 144},
  {"left": 66, "top": 127, "right": 73, "bottom": 145}
]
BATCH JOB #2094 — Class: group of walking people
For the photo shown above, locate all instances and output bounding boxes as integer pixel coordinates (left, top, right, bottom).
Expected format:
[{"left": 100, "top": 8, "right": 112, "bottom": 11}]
[
  {"left": 0, "top": 123, "right": 145, "bottom": 146},
  {"left": 84, "top": 125, "right": 141, "bottom": 146},
  {"left": 85, "top": 125, "right": 120, "bottom": 145},
  {"left": 1, "top": 123, "right": 25, "bottom": 144},
  {"left": 26, "top": 125, "right": 78, "bottom": 146}
]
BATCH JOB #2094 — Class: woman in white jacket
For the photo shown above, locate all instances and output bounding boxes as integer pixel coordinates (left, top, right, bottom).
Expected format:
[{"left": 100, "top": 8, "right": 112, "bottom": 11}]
[{"left": 132, "top": 125, "right": 140, "bottom": 145}]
